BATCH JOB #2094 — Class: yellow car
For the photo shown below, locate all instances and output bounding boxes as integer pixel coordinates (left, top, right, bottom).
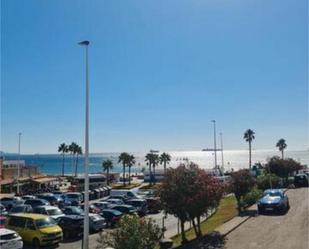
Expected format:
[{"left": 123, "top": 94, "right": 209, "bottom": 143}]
[{"left": 6, "top": 213, "right": 63, "bottom": 247}]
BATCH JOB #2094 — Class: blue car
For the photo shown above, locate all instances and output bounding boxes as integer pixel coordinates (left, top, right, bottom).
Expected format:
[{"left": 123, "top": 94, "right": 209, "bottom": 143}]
[{"left": 257, "top": 189, "right": 289, "bottom": 214}]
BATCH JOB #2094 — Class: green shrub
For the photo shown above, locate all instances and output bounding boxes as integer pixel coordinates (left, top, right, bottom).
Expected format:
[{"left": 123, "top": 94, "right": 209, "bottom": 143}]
[
  {"left": 257, "top": 174, "right": 281, "bottom": 190},
  {"left": 243, "top": 187, "right": 263, "bottom": 207}
]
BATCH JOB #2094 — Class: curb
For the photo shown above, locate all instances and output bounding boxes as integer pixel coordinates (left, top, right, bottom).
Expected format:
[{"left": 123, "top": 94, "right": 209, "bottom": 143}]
[{"left": 221, "top": 216, "right": 252, "bottom": 237}]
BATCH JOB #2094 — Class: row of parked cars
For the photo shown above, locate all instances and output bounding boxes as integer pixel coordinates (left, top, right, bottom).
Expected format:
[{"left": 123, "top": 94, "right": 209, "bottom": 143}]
[{"left": 0, "top": 189, "right": 162, "bottom": 248}]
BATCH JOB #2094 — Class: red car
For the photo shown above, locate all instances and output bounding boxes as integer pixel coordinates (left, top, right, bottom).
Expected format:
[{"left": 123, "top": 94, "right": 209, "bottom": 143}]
[
  {"left": 0, "top": 216, "right": 6, "bottom": 228},
  {"left": 80, "top": 204, "right": 101, "bottom": 214}
]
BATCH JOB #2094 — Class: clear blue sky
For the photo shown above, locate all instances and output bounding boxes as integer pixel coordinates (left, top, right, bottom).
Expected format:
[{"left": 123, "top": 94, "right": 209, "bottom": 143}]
[{"left": 1, "top": 0, "right": 308, "bottom": 154}]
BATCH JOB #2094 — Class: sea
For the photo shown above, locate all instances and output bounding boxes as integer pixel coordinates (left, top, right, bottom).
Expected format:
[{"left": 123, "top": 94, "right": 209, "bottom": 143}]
[{"left": 2, "top": 150, "right": 309, "bottom": 176}]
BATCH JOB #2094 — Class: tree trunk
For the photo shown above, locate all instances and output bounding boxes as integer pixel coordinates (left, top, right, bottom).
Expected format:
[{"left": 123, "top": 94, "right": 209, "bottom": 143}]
[
  {"left": 180, "top": 220, "right": 187, "bottom": 244},
  {"left": 123, "top": 164, "right": 126, "bottom": 186},
  {"left": 62, "top": 153, "right": 65, "bottom": 177},
  {"left": 197, "top": 216, "right": 202, "bottom": 237},
  {"left": 282, "top": 150, "right": 284, "bottom": 160},
  {"left": 236, "top": 198, "right": 242, "bottom": 214},
  {"left": 249, "top": 141, "right": 252, "bottom": 170},
  {"left": 75, "top": 155, "right": 79, "bottom": 177},
  {"left": 191, "top": 218, "right": 199, "bottom": 238},
  {"left": 149, "top": 163, "right": 152, "bottom": 185},
  {"left": 71, "top": 153, "right": 74, "bottom": 176},
  {"left": 128, "top": 166, "right": 131, "bottom": 185},
  {"left": 107, "top": 168, "right": 109, "bottom": 185},
  {"left": 164, "top": 162, "right": 166, "bottom": 176},
  {"left": 153, "top": 164, "right": 156, "bottom": 185}
]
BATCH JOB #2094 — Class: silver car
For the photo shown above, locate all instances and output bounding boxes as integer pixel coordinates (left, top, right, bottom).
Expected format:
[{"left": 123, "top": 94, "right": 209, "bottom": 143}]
[{"left": 0, "top": 228, "right": 23, "bottom": 249}]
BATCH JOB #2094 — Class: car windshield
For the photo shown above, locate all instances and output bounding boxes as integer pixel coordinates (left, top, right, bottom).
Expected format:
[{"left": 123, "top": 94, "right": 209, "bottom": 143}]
[
  {"left": 47, "top": 208, "right": 62, "bottom": 216},
  {"left": 264, "top": 192, "right": 282, "bottom": 197},
  {"left": 69, "top": 207, "right": 83, "bottom": 214},
  {"left": 35, "top": 217, "right": 57, "bottom": 228},
  {"left": 67, "top": 194, "right": 79, "bottom": 198},
  {"left": 11, "top": 206, "right": 25, "bottom": 212}
]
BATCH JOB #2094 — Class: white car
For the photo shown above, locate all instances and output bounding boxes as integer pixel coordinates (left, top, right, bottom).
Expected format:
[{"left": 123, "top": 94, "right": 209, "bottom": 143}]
[
  {"left": 32, "top": 205, "right": 65, "bottom": 220},
  {"left": 0, "top": 228, "right": 23, "bottom": 249}
]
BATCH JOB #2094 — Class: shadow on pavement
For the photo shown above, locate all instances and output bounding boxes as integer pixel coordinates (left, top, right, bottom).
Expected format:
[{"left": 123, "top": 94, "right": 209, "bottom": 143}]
[
  {"left": 174, "top": 231, "right": 226, "bottom": 249},
  {"left": 239, "top": 209, "right": 258, "bottom": 217}
]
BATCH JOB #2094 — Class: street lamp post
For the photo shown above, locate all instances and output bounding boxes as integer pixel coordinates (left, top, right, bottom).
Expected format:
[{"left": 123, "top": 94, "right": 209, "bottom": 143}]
[
  {"left": 17, "top": 132, "right": 22, "bottom": 195},
  {"left": 211, "top": 120, "right": 217, "bottom": 169},
  {"left": 219, "top": 132, "right": 224, "bottom": 170},
  {"left": 78, "top": 40, "right": 90, "bottom": 249}
]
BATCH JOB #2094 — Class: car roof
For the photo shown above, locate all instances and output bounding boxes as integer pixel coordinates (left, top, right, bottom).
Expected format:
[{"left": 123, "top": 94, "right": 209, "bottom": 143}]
[
  {"left": 0, "top": 228, "right": 17, "bottom": 235},
  {"left": 264, "top": 189, "right": 283, "bottom": 194},
  {"left": 9, "top": 213, "right": 48, "bottom": 219},
  {"left": 103, "top": 209, "right": 122, "bottom": 215},
  {"left": 60, "top": 215, "right": 83, "bottom": 220},
  {"left": 36, "top": 205, "right": 58, "bottom": 210}
]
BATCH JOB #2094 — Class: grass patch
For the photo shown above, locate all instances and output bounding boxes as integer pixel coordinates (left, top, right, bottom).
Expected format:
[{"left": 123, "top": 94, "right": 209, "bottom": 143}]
[
  {"left": 139, "top": 183, "right": 162, "bottom": 190},
  {"left": 112, "top": 183, "right": 141, "bottom": 189},
  {"left": 171, "top": 195, "right": 238, "bottom": 248}
]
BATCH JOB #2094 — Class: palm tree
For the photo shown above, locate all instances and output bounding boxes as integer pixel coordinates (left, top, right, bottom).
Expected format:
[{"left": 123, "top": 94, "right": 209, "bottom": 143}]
[
  {"left": 75, "top": 145, "right": 83, "bottom": 176},
  {"left": 127, "top": 154, "right": 136, "bottom": 185},
  {"left": 243, "top": 129, "right": 255, "bottom": 170},
  {"left": 118, "top": 152, "right": 130, "bottom": 186},
  {"left": 145, "top": 153, "right": 159, "bottom": 185},
  {"left": 102, "top": 159, "right": 113, "bottom": 185},
  {"left": 159, "top": 152, "right": 171, "bottom": 175},
  {"left": 58, "top": 143, "right": 68, "bottom": 177},
  {"left": 69, "top": 142, "right": 78, "bottom": 176},
  {"left": 276, "top": 139, "right": 287, "bottom": 159}
]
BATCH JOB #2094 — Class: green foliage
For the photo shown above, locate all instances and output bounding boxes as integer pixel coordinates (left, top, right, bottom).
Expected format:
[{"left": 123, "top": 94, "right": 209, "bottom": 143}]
[
  {"left": 266, "top": 156, "right": 303, "bottom": 179},
  {"left": 243, "top": 187, "right": 263, "bottom": 207},
  {"left": 230, "top": 169, "right": 255, "bottom": 213},
  {"left": 257, "top": 174, "right": 281, "bottom": 190},
  {"left": 159, "top": 163, "right": 223, "bottom": 242},
  {"left": 96, "top": 215, "right": 161, "bottom": 249}
]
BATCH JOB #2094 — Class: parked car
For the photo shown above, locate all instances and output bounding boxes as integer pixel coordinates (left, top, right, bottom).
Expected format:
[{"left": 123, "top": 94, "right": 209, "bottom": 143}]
[
  {"left": 126, "top": 199, "right": 148, "bottom": 216},
  {"left": 0, "top": 197, "right": 24, "bottom": 210},
  {"left": 0, "top": 216, "right": 7, "bottom": 228},
  {"left": 63, "top": 192, "right": 83, "bottom": 205},
  {"left": 106, "top": 198, "right": 124, "bottom": 206},
  {"left": 9, "top": 205, "right": 33, "bottom": 214},
  {"left": 36, "top": 194, "right": 63, "bottom": 206},
  {"left": 0, "top": 204, "right": 8, "bottom": 216},
  {"left": 89, "top": 214, "right": 106, "bottom": 232},
  {"left": 0, "top": 228, "right": 23, "bottom": 249},
  {"left": 109, "top": 204, "right": 137, "bottom": 215},
  {"left": 21, "top": 195, "right": 36, "bottom": 201},
  {"left": 6, "top": 213, "right": 63, "bottom": 247},
  {"left": 80, "top": 204, "right": 101, "bottom": 214},
  {"left": 57, "top": 215, "right": 84, "bottom": 239},
  {"left": 101, "top": 209, "right": 122, "bottom": 228},
  {"left": 62, "top": 206, "right": 84, "bottom": 216},
  {"left": 33, "top": 206, "right": 65, "bottom": 221},
  {"left": 257, "top": 189, "right": 289, "bottom": 214},
  {"left": 145, "top": 197, "right": 162, "bottom": 213},
  {"left": 294, "top": 174, "right": 309, "bottom": 187},
  {"left": 24, "top": 198, "right": 49, "bottom": 209},
  {"left": 110, "top": 189, "right": 141, "bottom": 199},
  {"left": 93, "top": 201, "right": 110, "bottom": 211}
]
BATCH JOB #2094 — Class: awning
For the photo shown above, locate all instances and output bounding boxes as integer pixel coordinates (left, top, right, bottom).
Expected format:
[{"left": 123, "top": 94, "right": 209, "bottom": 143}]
[{"left": 31, "top": 177, "right": 58, "bottom": 184}]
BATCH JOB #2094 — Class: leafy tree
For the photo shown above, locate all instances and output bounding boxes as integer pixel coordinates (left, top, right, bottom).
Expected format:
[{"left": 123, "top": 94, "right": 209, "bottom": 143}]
[
  {"left": 159, "top": 163, "right": 223, "bottom": 242},
  {"left": 118, "top": 152, "right": 131, "bottom": 186},
  {"left": 102, "top": 159, "right": 113, "bottom": 185},
  {"left": 257, "top": 174, "right": 281, "bottom": 190},
  {"left": 58, "top": 143, "right": 69, "bottom": 176},
  {"left": 230, "top": 169, "right": 255, "bottom": 214},
  {"left": 159, "top": 152, "right": 171, "bottom": 175},
  {"left": 243, "top": 129, "right": 255, "bottom": 169},
  {"left": 96, "top": 215, "right": 161, "bottom": 249},
  {"left": 276, "top": 139, "right": 287, "bottom": 159},
  {"left": 266, "top": 156, "right": 303, "bottom": 181}
]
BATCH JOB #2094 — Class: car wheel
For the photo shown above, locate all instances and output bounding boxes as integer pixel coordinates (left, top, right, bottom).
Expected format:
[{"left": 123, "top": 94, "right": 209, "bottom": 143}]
[{"left": 32, "top": 238, "right": 40, "bottom": 249}]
